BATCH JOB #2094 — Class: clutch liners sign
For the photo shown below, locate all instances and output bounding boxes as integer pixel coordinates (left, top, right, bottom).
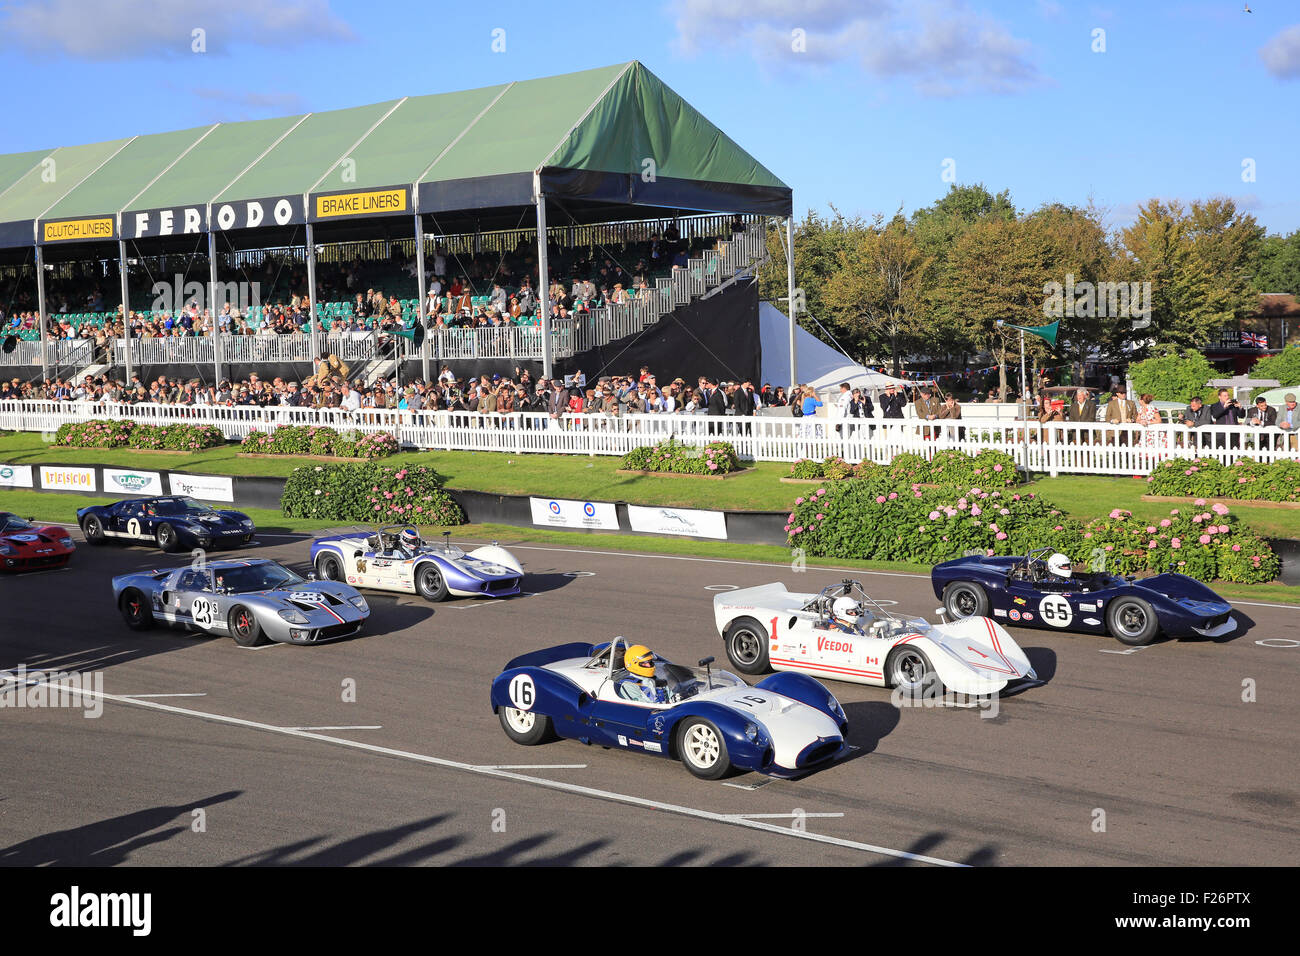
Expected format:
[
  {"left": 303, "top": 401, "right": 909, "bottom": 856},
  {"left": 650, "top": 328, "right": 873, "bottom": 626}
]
[{"left": 42, "top": 218, "right": 114, "bottom": 243}]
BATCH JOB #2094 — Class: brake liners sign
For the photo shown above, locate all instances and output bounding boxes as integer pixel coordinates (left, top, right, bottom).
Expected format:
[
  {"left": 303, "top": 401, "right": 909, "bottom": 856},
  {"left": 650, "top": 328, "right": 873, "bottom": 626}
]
[
  {"left": 43, "top": 218, "right": 114, "bottom": 242},
  {"left": 315, "top": 189, "right": 408, "bottom": 219}
]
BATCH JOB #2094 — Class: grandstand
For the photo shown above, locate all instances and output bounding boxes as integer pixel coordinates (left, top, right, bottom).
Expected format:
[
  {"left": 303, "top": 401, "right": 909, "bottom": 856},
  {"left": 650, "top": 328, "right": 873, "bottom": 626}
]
[{"left": 0, "top": 62, "right": 792, "bottom": 388}]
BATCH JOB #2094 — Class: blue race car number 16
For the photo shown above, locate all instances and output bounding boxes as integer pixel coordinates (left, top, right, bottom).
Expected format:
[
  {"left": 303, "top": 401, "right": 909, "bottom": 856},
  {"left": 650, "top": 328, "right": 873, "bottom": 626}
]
[
  {"left": 1038, "top": 595, "right": 1073, "bottom": 627},
  {"left": 509, "top": 675, "right": 535, "bottom": 711}
]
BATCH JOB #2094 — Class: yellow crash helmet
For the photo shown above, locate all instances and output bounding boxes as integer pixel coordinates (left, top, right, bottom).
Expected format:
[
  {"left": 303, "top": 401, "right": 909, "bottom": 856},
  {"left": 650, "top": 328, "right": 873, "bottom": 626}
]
[{"left": 624, "top": 644, "right": 656, "bottom": 678}]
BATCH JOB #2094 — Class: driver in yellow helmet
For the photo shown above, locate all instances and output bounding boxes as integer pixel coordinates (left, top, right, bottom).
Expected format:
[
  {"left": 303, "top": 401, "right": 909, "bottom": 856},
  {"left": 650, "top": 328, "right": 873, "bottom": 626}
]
[{"left": 617, "top": 644, "right": 669, "bottom": 704}]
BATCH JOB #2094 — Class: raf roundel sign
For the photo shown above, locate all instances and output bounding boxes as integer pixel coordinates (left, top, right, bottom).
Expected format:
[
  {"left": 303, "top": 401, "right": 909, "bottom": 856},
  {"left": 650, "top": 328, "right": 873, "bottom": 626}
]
[
  {"left": 583, "top": 502, "right": 596, "bottom": 518},
  {"left": 549, "top": 501, "right": 562, "bottom": 515}
]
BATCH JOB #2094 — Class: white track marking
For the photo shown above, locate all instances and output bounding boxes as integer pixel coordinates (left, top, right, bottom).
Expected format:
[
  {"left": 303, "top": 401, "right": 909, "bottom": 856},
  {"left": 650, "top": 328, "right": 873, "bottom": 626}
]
[
  {"left": 471, "top": 764, "right": 588, "bottom": 770},
  {"left": 726, "top": 812, "right": 844, "bottom": 820},
  {"left": 120, "top": 693, "right": 208, "bottom": 699},
  {"left": 10, "top": 675, "right": 965, "bottom": 867},
  {"left": 1099, "top": 646, "right": 1148, "bottom": 656},
  {"left": 447, "top": 600, "right": 504, "bottom": 611},
  {"left": 280, "top": 725, "right": 383, "bottom": 731},
  {"left": 721, "top": 779, "right": 774, "bottom": 791},
  {"left": 1231, "top": 600, "right": 1300, "bottom": 610}
]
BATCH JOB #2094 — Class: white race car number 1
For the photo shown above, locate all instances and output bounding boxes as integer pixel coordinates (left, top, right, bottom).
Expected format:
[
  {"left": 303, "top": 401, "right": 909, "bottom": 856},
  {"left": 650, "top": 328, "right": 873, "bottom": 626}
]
[
  {"left": 509, "top": 675, "right": 535, "bottom": 711},
  {"left": 1038, "top": 595, "right": 1073, "bottom": 627}
]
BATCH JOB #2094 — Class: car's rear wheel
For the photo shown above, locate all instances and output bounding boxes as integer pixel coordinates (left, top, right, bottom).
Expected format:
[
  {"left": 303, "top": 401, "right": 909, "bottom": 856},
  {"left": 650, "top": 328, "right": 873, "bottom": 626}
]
[
  {"left": 498, "top": 706, "right": 555, "bottom": 745},
  {"left": 155, "top": 523, "right": 178, "bottom": 553},
  {"left": 723, "top": 616, "right": 771, "bottom": 675},
  {"left": 82, "top": 514, "right": 105, "bottom": 545},
  {"left": 315, "top": 552, "right": 343, "bottom": 582},
  {"left": 943, "top": 581, "right": 990, "bottom": 619},
  {"left": 1107, "top": 596, "right": 1159, "bottom": 646},
  {"left": 228, "top": 605, "right": 267, "bottom": 647},
  {"left": 886, "top": 645, "right": 940, "bottom": 696},
  {"left": 415, "top": 563, "right": 449, "bottom": 602},
  {"left": 677, "top": 718, "right": 732, "bottom": 780},
  {"left": 119, "top": 588, "right": 153, "bottom": 630}
]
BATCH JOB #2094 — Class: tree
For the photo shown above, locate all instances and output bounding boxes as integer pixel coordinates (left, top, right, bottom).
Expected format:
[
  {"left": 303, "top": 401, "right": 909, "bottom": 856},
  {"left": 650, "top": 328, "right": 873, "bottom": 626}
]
[
  {"left": 1251, "top": 231, "right": 1300, "bottom": 294},
  {"left": 1247, "top": 347, "right": 1300, "bottom": 396},
  {"left": 821, "top": 213, "right": 931, "bottom": 374},
  {"left": 1127, "top": 346, "right": 1218, "bottom": 403},
  {"left": 932, "top": 217, "right": 1045, "bottom": 399}
]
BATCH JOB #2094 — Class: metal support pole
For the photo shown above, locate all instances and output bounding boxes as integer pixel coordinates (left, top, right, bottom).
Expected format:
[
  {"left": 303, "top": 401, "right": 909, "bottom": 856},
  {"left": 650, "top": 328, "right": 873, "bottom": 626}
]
[
  {"left": 415, "top": 213, "right": 429, "bottom": 383},
  {"left": 305, "top": 222, "right": 320, "bottom": 371},
  {"left": 35, "top": 243, "right": 49, "bottom": 383},
  {"left": 535, "top": 173, "right": 553, "bottom": 380},
  {"left": 785, "top": 217, "right": 797, "bottom": 391},
  {"left": 209, "top": 231, "right": 222, "bottom": 385},
  {"left": 118, "top": 240, "right": 133, "bottom": 383}
]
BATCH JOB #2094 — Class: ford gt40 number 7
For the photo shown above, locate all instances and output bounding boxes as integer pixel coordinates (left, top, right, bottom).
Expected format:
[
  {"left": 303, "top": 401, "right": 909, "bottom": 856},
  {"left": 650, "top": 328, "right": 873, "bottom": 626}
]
[
  {"left": 715, "top": 579, "right": 1037, "bottom": 698},
  {"left": 491, "top": 639, "right": 850, "bottom": 780},
  {"left": 112, "top": 558, "right": 369, "bottom": 647},
  {"left": 310, "top": 527, "right": 522, "bottom": 601}
]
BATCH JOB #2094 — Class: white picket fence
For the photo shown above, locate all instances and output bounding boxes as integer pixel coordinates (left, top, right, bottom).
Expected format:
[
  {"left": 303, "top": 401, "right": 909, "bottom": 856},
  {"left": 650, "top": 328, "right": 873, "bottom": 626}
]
[{"left": 3, "top": 400, "right": 1298, "bottom": 475}]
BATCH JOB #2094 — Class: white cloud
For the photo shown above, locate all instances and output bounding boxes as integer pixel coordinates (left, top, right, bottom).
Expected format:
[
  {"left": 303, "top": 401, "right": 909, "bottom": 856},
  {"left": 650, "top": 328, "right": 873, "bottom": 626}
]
[
  {"left": 670, "top": 0, "right": 1044, "bottom": 96},
  {"left": 1260, "top": 24, "right": 1300, "bottom": 79},
  {"left": 0, "top": 0, "right": 353, "bottom": 60}
]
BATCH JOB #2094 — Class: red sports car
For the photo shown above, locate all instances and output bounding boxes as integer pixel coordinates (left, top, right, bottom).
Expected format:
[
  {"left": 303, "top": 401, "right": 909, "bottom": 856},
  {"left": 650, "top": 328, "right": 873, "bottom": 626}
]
[{"left": 0, "top": 512, "right": 76, "bottom": 572}]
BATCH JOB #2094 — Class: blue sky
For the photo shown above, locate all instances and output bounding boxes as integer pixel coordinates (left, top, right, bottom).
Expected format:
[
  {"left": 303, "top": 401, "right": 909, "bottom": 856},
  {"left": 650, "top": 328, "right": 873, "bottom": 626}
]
[{"left": 2, "top": 0, "right": 1297, "bottom": 234}]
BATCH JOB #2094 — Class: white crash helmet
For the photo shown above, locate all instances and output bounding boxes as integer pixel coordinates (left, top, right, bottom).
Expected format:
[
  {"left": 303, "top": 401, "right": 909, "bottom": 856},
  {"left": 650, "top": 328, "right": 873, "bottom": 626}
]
[
  {"left": 832, "top": 596, "right": 863, "bottom": 622},
  {"left": 399, "top": 527, "right": 421, "bottom": 550},
  {"left": 1046, "top": 553, "right": 1072, "bottom": 578}
]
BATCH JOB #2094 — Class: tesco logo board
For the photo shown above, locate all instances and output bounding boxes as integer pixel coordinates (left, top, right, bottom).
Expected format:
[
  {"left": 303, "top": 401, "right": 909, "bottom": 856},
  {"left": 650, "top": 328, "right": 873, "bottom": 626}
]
[
  {"left": 40, "top": 466, "right": 96, "bottom": 492},
  {"left": 529, "top": 497, "right": 618, "bottom": 530}
]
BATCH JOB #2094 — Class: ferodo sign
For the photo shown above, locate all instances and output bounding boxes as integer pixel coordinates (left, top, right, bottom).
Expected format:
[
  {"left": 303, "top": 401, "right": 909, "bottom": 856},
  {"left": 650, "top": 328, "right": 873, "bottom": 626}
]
[
  {"left": 210, "top": 195, "right": 303, "bottom": 231},
  {"left": 123, "top": 206, "right": 206, "bottom": 239},
  {"left": 313, "top": 187, "right": 408, "bottom": 220},
  {"left": 41, "top": 218, "right": 115, "bottom": 243}
]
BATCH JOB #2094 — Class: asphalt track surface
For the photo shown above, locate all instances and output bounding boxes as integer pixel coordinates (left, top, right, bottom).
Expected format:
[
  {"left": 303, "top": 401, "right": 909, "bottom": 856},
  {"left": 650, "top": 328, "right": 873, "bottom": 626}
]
[{"left": 1, "top": 525, "right": 1297, "bottom": 867}]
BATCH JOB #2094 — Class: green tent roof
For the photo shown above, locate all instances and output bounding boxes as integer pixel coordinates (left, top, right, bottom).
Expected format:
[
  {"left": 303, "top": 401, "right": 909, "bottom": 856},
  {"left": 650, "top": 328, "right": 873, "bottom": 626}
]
[{"left": 0, "top": 61, "right": 789, "bottom": 252}]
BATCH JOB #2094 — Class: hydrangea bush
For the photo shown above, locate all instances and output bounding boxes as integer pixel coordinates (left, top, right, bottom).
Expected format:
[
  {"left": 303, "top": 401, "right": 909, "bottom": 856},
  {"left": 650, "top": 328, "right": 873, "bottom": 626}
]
[
  {"left": 787, "top": 485, "right": 1279, "bottom": 584},
  {"left": 281, "top": 462, "right": 464, "bottom": 525},
  {"left": 786, "top": 450, "right": 1019, "bottom": 487},
  {"left": 1147, "top": 457, "right": 1300, "bottom": 503},
  {"left": 241, "top": 425, "right": 398, "bottom": 459},
  {"left": 621, "top": 439, "right": 741, "bottom": 475},
  {"left": 54, "top": 420, "right": 225, "bottom": 451}
]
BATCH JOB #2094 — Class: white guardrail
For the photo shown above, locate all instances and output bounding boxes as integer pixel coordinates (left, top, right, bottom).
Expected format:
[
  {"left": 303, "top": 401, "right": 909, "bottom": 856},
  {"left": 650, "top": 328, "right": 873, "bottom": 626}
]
[{"left": 2, "top": 402, "right": 1298, "bottom": 476}]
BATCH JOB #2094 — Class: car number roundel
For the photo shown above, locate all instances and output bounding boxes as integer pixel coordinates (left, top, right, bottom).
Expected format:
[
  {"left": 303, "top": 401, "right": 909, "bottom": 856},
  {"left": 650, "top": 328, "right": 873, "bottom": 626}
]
[
  {"left": 192, "top": 598, "right": 215, "bottom": 625},
  {"left": 508, "top": 675, "right": 535, "bottom": 711},
  {"left": 1038, "top": 595, "right": 1073, "bottom": 627}
]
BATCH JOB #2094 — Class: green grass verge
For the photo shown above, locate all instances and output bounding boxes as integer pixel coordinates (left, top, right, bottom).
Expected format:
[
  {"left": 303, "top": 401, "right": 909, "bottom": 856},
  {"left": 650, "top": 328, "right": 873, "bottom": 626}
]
[{"left": 3, "top": 487, "right": 1293, "bottom": 603}]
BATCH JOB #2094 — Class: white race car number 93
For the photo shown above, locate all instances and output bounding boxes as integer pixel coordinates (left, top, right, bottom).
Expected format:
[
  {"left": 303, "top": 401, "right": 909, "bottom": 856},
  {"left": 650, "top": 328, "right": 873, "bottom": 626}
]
[
  {"left": 1038, "top": 595, "right": 1073, "bottom": 627},
  {"left": 508, "top": 675, "right": 535, "bottom": 711}
]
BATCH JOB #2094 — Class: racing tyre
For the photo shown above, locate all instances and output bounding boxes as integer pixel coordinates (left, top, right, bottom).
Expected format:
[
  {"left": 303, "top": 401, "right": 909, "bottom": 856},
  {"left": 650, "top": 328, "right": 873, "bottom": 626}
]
[
  {"left": 315, "top": 552, "right": 344, "bottom": 582},
  {"left": 677, "top": 718, "right": 732, "bottom": 780},
  {"left": 228, "top": 605, "right": 267, "bottom": 647},
  {"left": 1106, "top": 596, "right": 1159, "bottom": 646},
  {"left": 943, "top": 581, "right": 990, "bottom": 620},
  {"left": 82, "top": 514, "right": 106, "bottom": 546},
  {"left": 886, "top": 645, "right": 941, "bottom": 697},
  {"left": 723, "top": 616, "right": 771, "bottom": 675},
  {"left": 155, "top": 522, "right": 179, "bottom": 553},
  {"left": 119, "top": 588, "right": 153, "bottom": 631},
  {"left": 498, "top": 706, "right": 555, "bottom": 745},
  {"left": 414, "top": 563, "right": 449, "bottom": 602}
]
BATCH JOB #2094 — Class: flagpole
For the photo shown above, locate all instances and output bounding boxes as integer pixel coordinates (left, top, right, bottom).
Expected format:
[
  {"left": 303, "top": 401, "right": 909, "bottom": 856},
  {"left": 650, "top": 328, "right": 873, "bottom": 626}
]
[{"left": 1020, "top": 328, "right": 1030, "bottom": 478}]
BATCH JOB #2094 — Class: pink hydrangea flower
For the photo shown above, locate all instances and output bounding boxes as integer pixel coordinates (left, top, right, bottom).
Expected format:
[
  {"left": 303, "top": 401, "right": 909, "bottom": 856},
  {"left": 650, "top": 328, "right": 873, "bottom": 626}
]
[
  {"left": 876, "top": 495, "right": 886, "bottom": 504},
  {"left": 996, "top": 531, "right": 1007, "bottom": 540},
  {"left": 1160, "top": 519, "right": 1171, "bottom": 527},
  {"left": 1171, "top": 538, "right": 1181, "bottom": 549},
  {"left": 1232, "top": 544, "right": 1241, "bottom": 552},
  {"left": 1199, "top": 534, "right": 1211, "bottom": 544},
  {"left": 929, "top": 511, "right": 940, "bottom": 520},
  {"left": 1212, "top": 503, "right": 1229, "bottom": 515}
]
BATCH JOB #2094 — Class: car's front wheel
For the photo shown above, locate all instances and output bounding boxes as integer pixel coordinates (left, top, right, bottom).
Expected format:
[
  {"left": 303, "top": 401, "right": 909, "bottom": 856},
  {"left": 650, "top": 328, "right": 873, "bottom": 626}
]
[
  {"left": 82, "top": 514, "right": 105, "bottom": 545},
  {"left": 943, "top": 581, "right": 990, "bottom": 619},
  {"left": 119, "top": 588, "right": 153, "bottom": 630},
  {"left": 1107, "top": 596, "right": 1159, "bottom": 646},
  {"left": 155, "top": 523, "right": 179, "bottom": 553},
  {"left": 228, "top": 605, "right": 267, "bottom": 647},
  {"left": 677, "top": 718, "right": 732, "bottom": 780},
  {"left": 723, "top": 616, "right": 771, "bottom": 675},
  {"left": 414, "top": 563, "right": 449, "bottom": 602},
  {"left": 498, "top": 706, "right": 555, "bottom": 745},
  {"left": 886, "top": 645, "right": 940, "bottom": 696},
  {"left": 315, "top": 552, "right": 344, "bottom": 582}
]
